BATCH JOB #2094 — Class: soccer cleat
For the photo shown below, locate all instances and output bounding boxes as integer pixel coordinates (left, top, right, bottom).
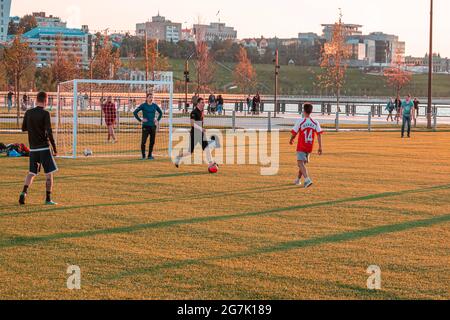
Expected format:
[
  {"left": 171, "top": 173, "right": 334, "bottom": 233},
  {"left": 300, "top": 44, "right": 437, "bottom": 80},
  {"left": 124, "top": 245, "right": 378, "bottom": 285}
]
[
  {"left": 45, "top": 200, "right": 58, "bottom": 206},
  {"left": 304, "top": 179, "right": 314, "bottom": 189},
  {"left": 19, "top": 192, "right": 27, "bottom": 205}
]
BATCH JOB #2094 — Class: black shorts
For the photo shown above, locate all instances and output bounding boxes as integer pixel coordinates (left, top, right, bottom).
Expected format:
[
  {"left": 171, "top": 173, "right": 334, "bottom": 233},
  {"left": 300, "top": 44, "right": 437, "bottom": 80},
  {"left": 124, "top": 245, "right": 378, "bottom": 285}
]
[
  {"left": 29, "top": 148, "right": 58, "bottom": 175},
  {"left": 190, "top": 131, "right": 209, "bottom": 153}
]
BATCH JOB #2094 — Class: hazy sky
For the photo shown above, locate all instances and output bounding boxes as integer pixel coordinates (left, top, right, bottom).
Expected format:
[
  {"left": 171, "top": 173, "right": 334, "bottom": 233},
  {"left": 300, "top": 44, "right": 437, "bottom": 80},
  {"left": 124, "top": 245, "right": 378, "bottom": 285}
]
[{"left": 11, "top": 0, "right": 450, "bottom": 57}]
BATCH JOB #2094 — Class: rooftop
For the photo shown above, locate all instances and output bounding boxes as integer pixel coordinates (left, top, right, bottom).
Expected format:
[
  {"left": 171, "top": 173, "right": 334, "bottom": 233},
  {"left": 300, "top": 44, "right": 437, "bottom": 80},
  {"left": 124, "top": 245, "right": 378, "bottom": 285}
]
[{"left": 23, "top": 27, "right": 87, "bottom": 39}]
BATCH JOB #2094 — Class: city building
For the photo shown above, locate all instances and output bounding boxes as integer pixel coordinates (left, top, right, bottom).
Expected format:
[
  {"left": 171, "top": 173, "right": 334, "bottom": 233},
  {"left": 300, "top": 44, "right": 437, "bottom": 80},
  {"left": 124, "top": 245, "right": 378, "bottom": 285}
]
[
  {"left": 181, "top": 28, "right": 195, "bottom": 42},
  {"left": 22, "top": 27, "right": 90, "bottom": 68},
  {"left": 0, "top": 0, "right": 12, "bottom": 42},
  {"left": 136, "top": 13, "right": 181, "bottom": 43},
  {"left": 9, "top": 15, "right": 19, "bottom": 27},
  {"left": 239, "top": 37, "right": 269, "bottom": 55},
  {"left": 298, "top": 32, "right": 321, "bottom": 46},
  {"left": 321, "top": 23, "right": 362, "bottom": 42},
  {"left": 364, "top": 32, "right": 405, "bottom": 66},
  {"left": 32, "top": 12, "right": 67, "bottom": 28},
  {"left": 193, "top": 22, "right": 237, "bottom": 42},
  {"left": 406, "top": 54, "right": 450, "bottom": 73}
]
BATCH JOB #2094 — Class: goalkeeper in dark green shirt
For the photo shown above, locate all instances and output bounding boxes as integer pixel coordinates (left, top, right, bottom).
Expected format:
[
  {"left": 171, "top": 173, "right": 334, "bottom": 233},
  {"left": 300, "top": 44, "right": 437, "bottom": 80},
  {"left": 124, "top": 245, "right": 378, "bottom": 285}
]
[{"left": 133, "top": 93, "right": 163, "bottom": 160}]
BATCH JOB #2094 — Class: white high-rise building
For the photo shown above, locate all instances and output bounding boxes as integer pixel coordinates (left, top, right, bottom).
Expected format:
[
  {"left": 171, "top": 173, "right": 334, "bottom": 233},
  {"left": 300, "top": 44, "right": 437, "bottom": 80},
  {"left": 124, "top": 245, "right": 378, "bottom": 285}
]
[{"left": 0, "top": 0, "right": 12, "bottom": 42}]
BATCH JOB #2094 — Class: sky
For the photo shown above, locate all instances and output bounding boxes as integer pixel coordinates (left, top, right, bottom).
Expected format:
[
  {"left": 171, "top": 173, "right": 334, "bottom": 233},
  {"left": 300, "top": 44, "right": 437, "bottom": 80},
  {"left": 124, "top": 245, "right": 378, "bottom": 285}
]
[{"left": 10, "top": 0, "right": 450, "bottom": 57}]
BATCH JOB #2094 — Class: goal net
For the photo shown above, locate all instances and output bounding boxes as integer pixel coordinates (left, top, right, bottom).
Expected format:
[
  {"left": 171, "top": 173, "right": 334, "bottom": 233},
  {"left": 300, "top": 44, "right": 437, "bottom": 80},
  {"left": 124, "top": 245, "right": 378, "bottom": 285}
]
[{"left": 56, "top": 76, "right": 174, "bottom": 158}]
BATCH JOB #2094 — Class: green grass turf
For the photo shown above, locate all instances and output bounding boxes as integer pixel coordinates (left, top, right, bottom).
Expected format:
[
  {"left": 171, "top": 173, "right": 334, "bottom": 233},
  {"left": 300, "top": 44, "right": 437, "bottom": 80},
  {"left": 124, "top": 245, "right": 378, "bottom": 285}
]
[{"left": 0, "top": 131, "right": 449, "bottom": 299}]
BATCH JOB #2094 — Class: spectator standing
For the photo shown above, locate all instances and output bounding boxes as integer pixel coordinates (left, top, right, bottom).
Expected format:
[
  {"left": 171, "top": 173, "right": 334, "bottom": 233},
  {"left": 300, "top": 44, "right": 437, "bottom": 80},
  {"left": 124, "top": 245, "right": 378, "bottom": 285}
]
[
  {"left": 7, "top": 90, "right": 13, "bottom": 113},
  {"left": 208, "top": 92, "right": 216, "bottom": 115},
  {"left": 394, "top": 95, "right": 402, "bottom": 124},
  {"left": 216, "top": 95, "right": 224, "bottom": 115},
  {"left": 246, "top": 94, "right": 252, "bottom": 113},
  {"left": 413, "top": 97, "right": 420, "bottom": 127},
  {"left": 401, "top": 94, "right": 414, "bottom": 138}
]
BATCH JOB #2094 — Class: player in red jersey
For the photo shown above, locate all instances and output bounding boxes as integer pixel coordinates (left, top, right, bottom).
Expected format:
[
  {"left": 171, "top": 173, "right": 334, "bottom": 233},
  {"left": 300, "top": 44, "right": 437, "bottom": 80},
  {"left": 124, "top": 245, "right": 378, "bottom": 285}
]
[{"left": 289, "top": 103, "right": 324, "bottom": 188}]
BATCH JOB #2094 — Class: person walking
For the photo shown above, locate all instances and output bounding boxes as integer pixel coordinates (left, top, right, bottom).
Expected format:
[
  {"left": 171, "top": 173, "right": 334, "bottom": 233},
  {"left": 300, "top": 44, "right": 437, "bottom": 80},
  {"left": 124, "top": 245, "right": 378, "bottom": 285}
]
[
  {"left": 401, "top": 94, "right": 414, "bottom": 138},
  {"left": 101, "top": 96, "right": 118, "bottom": 143},
  {"left": 386, "top": 98, "right": 395, "bottom": 122},
  {"left": 21, "top": 94, "right": 28, "bottom": 111},
  {"left": 133, "top": 93, "right": 163, "bottom": 160}
]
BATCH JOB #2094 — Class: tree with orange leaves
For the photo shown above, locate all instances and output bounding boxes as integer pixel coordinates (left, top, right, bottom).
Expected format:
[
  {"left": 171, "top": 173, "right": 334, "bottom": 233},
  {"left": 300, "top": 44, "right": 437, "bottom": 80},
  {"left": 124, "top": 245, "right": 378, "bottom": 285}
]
[
  {"left": 91, "top": 34, "right": 122, "bottom": 80},
  {"left": 51, "top": 36, "right": 81, "bottom": 83},
  {"left": 1, "top": 29, "right": 36, "bottom": 125},
  {"left": 145, "top": 39, "right": 170, "bottom": 80},
  {"left": 233, "top": 46, "right": 256, "bottom": 94},
  {"left": 316, "top": 13, "right": 350, "bottom": 111},
  {"left": 384, "top": 54, "right": 412, "bottom": 97},
  {"left": 195, "top": 41, "right": 215, "bottom": 93}
]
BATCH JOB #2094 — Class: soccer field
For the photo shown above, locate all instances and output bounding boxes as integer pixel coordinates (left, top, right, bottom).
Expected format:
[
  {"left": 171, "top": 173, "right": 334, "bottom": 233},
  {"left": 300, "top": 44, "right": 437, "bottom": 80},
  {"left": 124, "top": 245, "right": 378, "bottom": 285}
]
[{"left": 0, "top": 131, "right": 449, "bottom": 300}]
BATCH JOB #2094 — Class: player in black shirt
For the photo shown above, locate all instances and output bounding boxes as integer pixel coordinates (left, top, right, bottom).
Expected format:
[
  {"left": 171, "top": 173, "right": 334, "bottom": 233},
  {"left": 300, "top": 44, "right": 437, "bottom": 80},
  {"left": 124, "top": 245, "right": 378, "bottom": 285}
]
[
  {"left": 174, "top": 98, "right": 217, "bottom": 168},
  {"left": 19, "top": 92, "right": 58, "bottom": 206}
]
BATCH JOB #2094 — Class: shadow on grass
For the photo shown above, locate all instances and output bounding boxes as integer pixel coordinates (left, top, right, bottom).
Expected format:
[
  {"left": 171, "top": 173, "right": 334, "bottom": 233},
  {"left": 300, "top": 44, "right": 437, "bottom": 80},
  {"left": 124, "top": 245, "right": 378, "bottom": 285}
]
[
  {"left": 1, "top": 183, "right": 449, "bottom": 249},
  {"left": 100, "top": 213, "right": 450, "bottom": 286}
]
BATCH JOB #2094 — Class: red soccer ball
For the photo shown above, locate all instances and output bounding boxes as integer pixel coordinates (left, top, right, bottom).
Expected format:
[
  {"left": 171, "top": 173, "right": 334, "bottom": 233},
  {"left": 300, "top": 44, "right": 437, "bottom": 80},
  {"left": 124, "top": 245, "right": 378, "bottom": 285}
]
[{"left": 208, "top": 164, "right": 219, "bottom": 174}]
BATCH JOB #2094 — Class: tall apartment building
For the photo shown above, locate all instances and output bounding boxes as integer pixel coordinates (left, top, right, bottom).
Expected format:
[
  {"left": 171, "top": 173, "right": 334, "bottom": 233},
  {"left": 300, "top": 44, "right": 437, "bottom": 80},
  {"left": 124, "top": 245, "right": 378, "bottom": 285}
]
[
  {"left": 22, "top": 27, "right": 90, "bottom": 68},
  {"left": 136, "top": 13, "right": 181, "bottom": 43},
  {"left": 0, "top": 0, "right": 12, "bottom": 42},
  {"left": 32, "top": 12, "right": 67, "bottom": 28},
  {"left": 193, "top": 22, "right": 237, "bottom": 42}
]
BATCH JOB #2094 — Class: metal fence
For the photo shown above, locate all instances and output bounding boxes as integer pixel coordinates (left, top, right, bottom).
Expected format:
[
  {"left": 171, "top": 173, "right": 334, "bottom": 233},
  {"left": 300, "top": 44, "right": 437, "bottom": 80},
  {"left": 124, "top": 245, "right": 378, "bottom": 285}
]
[{"left": 0, "top": 93, "right": 446, "bottom": 133}]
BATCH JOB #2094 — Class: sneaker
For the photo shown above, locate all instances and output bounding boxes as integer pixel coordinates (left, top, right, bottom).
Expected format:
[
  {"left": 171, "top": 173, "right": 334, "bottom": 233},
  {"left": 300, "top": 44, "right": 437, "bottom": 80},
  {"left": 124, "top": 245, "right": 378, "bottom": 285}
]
[
  {"left": 148, "top": 156, "right": 155, "bottom": 160},
  {"left": 304, "top": 179, "right": 314, "bottom": 189},
  {"left": 19, "top": 192, "right": 26, "bottom": 205},
  {"left": 174, "top": 156, "right": 181, "bottom": 168},
  {"left": 294, "top": 178, "right": 302, "bottom": 186},
  {"left": 45, "top": 200, "right": 58, "bottom": 206}
]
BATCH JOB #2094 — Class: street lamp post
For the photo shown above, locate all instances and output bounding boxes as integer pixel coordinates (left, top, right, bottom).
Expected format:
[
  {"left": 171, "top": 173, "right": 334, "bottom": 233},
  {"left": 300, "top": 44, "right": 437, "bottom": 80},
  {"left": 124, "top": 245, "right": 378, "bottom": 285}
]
[
  {"left": 427, "top": 0, "right": 434, "bottom": 129},
  {"left": 274, "top": 49, "right": 280, "bottom": 117},
  {"left": 184, "top": 52, "right": 195, "bottom": 112}
]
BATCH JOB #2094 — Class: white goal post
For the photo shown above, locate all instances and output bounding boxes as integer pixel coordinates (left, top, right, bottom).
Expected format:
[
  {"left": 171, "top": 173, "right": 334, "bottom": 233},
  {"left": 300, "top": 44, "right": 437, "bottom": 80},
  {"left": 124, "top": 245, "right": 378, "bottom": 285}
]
[{"left": 56, "top": 76, "right": 174, "bottom": 159}]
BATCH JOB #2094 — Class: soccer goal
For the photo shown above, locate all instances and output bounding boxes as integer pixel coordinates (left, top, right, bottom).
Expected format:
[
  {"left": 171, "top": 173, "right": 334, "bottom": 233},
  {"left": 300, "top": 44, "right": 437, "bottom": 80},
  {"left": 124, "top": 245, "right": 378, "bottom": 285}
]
[{"left": 56, "top": 75, "right": 174, "bottom": 158}]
